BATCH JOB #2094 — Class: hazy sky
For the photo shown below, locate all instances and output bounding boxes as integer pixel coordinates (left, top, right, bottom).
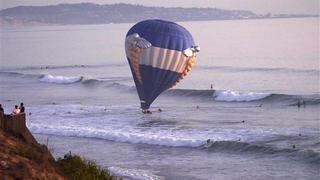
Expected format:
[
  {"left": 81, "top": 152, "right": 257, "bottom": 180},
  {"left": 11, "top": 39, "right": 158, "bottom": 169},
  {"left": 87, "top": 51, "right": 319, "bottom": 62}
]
[{"left": 1, "top": 0, "right": 319, "bottom": 14}]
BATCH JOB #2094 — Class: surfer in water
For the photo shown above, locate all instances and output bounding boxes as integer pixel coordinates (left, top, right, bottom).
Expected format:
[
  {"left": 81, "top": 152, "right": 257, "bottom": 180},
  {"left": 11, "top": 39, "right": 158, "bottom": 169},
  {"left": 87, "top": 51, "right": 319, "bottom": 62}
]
[
  {"left": 207, "top": 139, "right": 214, "bottom": 144},
  {"left": 297, "top": 100, "right": 306, "bottom": 108},
  {"left": 203, "top": 139, "right": 214, "bottom": 148}
]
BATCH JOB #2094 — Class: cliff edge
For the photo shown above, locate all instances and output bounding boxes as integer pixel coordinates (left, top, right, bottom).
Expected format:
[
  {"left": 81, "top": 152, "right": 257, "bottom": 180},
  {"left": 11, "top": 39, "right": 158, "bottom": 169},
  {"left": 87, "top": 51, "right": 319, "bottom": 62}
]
[{"left": 0, "top": 113, "right": 66, "bottom": 179}]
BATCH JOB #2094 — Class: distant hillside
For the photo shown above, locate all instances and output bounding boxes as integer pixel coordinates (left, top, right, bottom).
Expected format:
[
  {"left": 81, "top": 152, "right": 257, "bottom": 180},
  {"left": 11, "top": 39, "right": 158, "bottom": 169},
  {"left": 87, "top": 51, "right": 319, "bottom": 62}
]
[{"left": 0, "top": 3, "right": 317, "bottom": 25}]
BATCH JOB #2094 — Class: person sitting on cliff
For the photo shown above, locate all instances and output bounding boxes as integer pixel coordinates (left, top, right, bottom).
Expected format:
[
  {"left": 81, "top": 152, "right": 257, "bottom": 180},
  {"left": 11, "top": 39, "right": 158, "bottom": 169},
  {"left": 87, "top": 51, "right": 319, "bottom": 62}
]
[
  {"left": 0, "top": 104, "right": 4, "bottom": 113},
  {"left": 19, "top": 102, "right": 25, "bottom": 113},
  {"left": 12, "top": 105, "right": 20, "bottom": 115}
]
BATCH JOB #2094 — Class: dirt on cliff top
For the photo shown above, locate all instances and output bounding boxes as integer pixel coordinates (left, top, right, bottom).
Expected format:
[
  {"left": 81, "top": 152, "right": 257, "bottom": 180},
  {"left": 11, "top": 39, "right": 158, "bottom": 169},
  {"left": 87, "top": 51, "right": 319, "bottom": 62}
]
[{"left": 0, "top": 129, "right": 67, "bottom": 180}]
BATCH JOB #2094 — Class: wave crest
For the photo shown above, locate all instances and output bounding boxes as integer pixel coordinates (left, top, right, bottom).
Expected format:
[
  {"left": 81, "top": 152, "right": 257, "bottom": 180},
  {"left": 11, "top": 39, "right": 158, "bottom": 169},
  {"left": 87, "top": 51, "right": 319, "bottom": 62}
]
[
  {"left": 213, "top": 90, "right": 271, "bottom": 102},
  {"left": 40, "top": 74, "right": 83, "bottom": 84}
]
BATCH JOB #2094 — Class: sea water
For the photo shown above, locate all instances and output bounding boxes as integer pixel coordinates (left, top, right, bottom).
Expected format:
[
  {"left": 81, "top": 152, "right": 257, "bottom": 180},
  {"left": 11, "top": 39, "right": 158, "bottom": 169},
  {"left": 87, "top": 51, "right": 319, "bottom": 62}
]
[{"left": 0, "top": 18, "right": 319, "bottom": 180}]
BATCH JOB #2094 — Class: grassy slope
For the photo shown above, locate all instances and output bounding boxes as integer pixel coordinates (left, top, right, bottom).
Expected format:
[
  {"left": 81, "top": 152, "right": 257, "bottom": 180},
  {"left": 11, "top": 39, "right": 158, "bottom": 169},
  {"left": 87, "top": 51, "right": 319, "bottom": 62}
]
[
  {"left": 0, "top": 129, "right": 121, "bottom": 179},
  {"left": 0, "top": 129, "right": 66, "bottom": 179}
]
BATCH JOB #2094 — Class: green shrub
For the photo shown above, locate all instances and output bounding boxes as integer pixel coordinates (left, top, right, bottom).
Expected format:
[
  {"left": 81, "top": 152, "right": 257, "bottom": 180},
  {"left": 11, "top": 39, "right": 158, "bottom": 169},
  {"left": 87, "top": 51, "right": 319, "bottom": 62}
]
[{"left": 57, "top": 152, "right": 121, "bottom": 180}]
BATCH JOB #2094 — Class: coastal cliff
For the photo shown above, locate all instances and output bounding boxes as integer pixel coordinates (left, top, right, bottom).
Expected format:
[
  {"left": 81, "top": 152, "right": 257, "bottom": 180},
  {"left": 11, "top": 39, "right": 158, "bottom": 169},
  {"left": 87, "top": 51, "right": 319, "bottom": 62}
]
[
  {"left": 0, "top": 113, "right": 66, "bottom": 179},
  {"left": 0, "top": 113, "right": 121, "bottom": 179}
]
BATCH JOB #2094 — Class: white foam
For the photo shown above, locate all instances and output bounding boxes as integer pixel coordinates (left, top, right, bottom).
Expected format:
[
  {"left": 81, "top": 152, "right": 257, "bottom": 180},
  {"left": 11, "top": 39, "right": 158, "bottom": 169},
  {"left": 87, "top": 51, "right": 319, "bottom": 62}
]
[
  {"left": 40, "top": 74, "right": 83, "bottom": 84},
  {"left": 213, "top": 90, "right": 270, "bottom": 102},
  {"left": 109, "top": 166, "right": 164, "bottom": 180},
  {"left": 27, "top": 104, "right": 283, "bottom": 148},
  {"left": 29, "top": 124, "right": 211, "bottom": 147}
]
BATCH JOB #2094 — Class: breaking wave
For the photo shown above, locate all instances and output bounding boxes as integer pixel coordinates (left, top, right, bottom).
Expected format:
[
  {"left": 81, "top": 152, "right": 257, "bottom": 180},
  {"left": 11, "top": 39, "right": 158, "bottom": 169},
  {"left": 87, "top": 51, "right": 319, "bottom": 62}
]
[
  {"left": 1, "top": 71, "right": 319, "bottom": 105},
  {"left": 29, "top": 123, "right": 320, "bottom": 164},
  {"left": 109, "top": 166, "right": 164, "bottom": 180},
  {"left": 40, "top": 74, "right": 83, "bottom": 84},
  {"left": 165, "top": 89, "right": 320, "bottom": 105},
  {"left": 27, "top": 103, "right": 320, "bottom": 165},
  {"left": 213, "top": 90, "right": 270, "bottom": 102}
]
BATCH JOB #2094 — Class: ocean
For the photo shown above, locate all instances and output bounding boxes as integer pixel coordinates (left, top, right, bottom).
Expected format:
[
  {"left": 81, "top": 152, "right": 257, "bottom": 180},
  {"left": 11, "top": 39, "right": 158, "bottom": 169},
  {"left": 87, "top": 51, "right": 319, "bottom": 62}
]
[{"left": 0, "top": 18, "right": 319, "bottom": 180}]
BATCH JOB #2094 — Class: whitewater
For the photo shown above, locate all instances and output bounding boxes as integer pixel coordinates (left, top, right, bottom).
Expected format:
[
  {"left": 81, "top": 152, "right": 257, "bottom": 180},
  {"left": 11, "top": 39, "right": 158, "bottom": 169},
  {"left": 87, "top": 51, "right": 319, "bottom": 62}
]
[{"left": 1, "top": 18, "right": 319, "bottom": 180}]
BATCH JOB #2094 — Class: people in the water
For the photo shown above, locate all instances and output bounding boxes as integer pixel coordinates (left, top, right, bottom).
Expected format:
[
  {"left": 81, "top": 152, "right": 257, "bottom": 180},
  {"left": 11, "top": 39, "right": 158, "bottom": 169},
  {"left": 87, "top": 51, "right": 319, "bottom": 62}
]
[{"left": 297, "top": 100, "right": 306, "bottom": 108}]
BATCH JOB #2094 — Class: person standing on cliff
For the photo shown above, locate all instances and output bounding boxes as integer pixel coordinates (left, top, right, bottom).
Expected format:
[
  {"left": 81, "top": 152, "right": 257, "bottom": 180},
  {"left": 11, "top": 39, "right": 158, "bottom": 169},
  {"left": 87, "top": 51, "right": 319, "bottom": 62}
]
[
  {"left": 0, "top": 104, "right": 4, "bottom": 113},
  {"left": 19, "top": 103, "right": 25, "bottom": 113},
  {"left": 12, "top": 105, "right": 20, "bottom": 115}
]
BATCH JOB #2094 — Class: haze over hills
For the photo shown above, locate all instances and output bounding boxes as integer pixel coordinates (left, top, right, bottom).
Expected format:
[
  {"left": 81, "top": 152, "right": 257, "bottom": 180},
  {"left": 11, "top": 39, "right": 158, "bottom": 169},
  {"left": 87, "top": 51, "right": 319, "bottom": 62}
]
[{"left": 0, "top": 3, "right": 317, "bottom": 26}]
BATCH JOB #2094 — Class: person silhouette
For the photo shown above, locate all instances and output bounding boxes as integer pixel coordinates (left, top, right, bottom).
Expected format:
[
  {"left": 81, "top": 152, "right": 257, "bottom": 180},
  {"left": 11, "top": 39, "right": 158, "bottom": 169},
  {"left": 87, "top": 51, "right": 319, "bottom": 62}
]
[
  {"left": 12, "top": 105, "right": 20, "bottom": 114},
  {"left": 19, "top": 102, "right": 25, "bottom": 113},
  {"left": 0, "top": 104, "right": 4, "bottom": 113}
]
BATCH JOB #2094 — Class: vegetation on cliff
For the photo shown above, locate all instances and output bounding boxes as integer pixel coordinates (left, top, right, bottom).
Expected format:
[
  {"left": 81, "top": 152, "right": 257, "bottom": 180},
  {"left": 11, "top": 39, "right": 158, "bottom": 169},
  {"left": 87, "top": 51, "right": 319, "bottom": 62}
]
[
  {"left": 0, "top": 129, "right": 121, "bottom": 179},
  {"left": 0, "top": 129, "right": 65, "bottom": 179}
]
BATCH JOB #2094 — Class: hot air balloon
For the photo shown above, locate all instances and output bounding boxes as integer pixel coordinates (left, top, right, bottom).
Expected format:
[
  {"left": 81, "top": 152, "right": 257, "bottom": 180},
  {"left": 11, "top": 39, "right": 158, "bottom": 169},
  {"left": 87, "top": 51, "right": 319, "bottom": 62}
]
[{"left": 125, "top": 19, "right": 200, "bottom": 113}]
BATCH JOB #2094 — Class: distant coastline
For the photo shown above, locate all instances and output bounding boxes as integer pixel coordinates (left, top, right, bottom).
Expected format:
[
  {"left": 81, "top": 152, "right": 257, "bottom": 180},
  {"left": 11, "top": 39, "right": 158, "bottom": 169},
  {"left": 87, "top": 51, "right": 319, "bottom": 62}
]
[{"left": 0, "top": 3, "right": 318, "bottom": 26}]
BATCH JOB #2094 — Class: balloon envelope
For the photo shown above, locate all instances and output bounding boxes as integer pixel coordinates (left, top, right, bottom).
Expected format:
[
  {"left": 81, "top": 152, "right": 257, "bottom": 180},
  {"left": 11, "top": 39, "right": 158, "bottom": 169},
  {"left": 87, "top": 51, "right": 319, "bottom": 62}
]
[{"left": 125, "top": 19, "right": 197, "bottom": 109}]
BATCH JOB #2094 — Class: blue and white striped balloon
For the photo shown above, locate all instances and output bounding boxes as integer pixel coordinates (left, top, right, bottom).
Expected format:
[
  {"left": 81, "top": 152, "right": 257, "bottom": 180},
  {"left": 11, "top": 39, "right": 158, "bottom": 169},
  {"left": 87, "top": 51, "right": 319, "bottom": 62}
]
[{"left": 125, "top": 19, "right": 199, "bottom": 110}]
